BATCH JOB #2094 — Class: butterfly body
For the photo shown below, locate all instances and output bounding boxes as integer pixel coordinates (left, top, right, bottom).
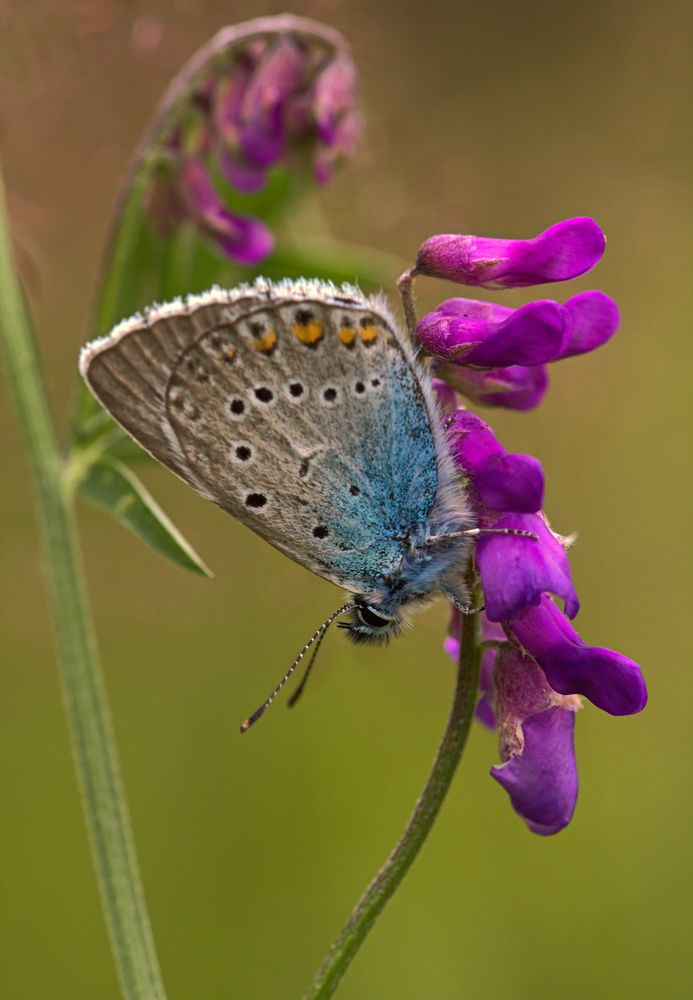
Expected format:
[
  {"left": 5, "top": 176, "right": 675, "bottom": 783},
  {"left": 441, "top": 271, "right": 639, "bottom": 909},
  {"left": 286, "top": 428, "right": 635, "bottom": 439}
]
[{"left": 80, "top": 278, "right": 474, "bottom": 639}]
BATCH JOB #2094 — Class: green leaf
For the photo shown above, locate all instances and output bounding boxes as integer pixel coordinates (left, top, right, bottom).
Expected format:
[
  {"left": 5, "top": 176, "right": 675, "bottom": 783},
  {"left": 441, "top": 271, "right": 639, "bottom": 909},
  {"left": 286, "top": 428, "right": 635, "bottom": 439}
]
[{"left": 77, "top": 457, "right": 212, "bottom": 577}]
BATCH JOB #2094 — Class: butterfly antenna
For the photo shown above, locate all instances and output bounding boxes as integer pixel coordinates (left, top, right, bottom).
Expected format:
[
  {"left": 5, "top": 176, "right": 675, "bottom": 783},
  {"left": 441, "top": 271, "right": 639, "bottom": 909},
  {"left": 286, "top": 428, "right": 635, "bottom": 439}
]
[
  {"left": 287, "top": 621, "right": 330, "bottom": 710},
  {"left": 240, "top": 603, "right": 356, "bottom": 733},
  {"left": 426, "top": 527, "right": 539, "bottom": 545}
]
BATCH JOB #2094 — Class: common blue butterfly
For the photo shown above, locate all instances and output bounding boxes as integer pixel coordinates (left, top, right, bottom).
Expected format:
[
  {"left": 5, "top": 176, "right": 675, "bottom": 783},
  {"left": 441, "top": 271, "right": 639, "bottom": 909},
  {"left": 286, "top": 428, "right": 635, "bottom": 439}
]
[{"left": 79, "top": 278, "right": 482, "bottom": 728}]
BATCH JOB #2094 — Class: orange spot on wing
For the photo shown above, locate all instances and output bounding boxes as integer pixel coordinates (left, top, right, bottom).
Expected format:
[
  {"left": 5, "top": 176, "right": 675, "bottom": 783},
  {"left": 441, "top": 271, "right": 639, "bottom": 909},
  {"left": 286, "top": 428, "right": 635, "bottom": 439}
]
[
  {"left": 292, "top": 320, "right": 324, "bottom": 344},
  {"left": 253, "top": 329, "right": 278, "bottom": 353},
  {"left": 359, "top": 324, "right": 378, "bottom": 343},
  {"left": 223, "top": 346, "right": 237, "bottom": 362},
  {"left": 339, "top": 326, "right": 356, "bottom": 346}
]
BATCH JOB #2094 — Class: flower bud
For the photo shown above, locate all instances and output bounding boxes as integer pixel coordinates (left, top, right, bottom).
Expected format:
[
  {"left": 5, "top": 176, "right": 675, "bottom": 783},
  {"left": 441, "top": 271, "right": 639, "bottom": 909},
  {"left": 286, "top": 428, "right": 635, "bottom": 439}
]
[
  {"left": 434, "top": 362, "right": 549, "bottom": 411},
  {"left": 415, "top": 217, "right": 606, "bottom": 288},
  {"left": 418, "top": 297, "right": 569, "bottom": 367}
]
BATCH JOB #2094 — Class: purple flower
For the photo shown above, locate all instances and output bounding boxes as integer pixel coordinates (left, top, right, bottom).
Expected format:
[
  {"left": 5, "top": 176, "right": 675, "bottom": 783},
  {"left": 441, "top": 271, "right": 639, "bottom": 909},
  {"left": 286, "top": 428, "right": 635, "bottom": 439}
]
[
  {"left": 491, "top": 645, "right": 579, "bottom": 835},
  {"left": 448, "top": 410, "right": 544, "bottom": 513},
  {"left": 214, "top": 62, "right": 269, "bottom": 194},
  {"left": 508, "top": 596, "right": 647, "bottom": 716},
  {"left": 492, "top": 699, "right": 579, "bottom": 836},
  {"left": 477, "top": 512, "right": 579, "bottom": 622},
  {"left": 447, "top": 409, "right": 578, "bottom": 620},
  {"left": 311, "top": 53, "right": 360, "bottom": 183},
  {"left": 419, "top": 289, "right": 618, "bottom": 372},
  {"left": 561, "top": 290, "right": 621, "bottom": 358},
  {"left": 435, "top": 361, "right": 549, "bottom": 411},
  {"left": 445, "top": 619, "right": 580, "bottom": 834},
  {"left": 415, "top": 217, "right": 605, "bottom": 288},
  {"left": 144, "top": 18, "right": 359, "bottom": 265},
  {"left": 415, "top": 219, "right": 619, "bottom": 410},
  {"left": 238, "top": 37, "right": 306, "bottom": 167},
  {"left": 418, "top": 298, "right": 569, "bottom": 367},
  {"left": 442, "top": 403, "right": 645, "bottom": 833},
  {"left": 181, "top": 160, "right": 273, "bottom": 265}
]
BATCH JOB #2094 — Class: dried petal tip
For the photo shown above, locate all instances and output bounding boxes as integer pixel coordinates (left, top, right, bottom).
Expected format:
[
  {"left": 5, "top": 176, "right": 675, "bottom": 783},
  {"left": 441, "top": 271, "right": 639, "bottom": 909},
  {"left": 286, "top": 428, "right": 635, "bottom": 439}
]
[{"left": 415, "top": 217, "right": 605, "bottom": 289}]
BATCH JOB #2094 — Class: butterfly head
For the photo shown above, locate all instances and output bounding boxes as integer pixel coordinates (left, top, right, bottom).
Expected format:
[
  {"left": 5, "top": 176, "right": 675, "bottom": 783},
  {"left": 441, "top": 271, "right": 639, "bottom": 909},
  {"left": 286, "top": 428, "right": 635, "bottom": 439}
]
[{"left": 337, "top": 599, "right": 406, "bottom": 645}]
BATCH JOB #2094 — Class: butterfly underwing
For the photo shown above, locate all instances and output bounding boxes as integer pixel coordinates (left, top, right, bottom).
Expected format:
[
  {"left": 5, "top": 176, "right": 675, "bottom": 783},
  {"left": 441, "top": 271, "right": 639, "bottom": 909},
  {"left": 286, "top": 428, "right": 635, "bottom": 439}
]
[{"left": 79, "top": 278, "right": 475, "bottom": 644}]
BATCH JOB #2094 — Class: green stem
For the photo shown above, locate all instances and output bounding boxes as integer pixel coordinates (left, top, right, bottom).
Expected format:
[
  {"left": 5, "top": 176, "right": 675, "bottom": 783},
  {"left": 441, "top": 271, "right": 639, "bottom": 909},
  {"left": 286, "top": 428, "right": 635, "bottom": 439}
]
[
  {"left": 303, "top": 598, "right": 480, "bottom": 999},
  {"left": 0, "top": 169, "right": 167, "bottom": 998},
  {"left": 72, "top": 162, "right": 151, "bottom": 438}
]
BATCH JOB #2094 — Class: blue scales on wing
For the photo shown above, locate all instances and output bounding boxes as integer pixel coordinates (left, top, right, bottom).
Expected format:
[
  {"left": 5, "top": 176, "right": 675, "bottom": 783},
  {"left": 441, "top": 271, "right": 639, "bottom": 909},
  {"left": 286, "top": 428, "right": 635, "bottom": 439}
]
[{"left": 79, "top": 278, "right": 450, "bottom": 595}]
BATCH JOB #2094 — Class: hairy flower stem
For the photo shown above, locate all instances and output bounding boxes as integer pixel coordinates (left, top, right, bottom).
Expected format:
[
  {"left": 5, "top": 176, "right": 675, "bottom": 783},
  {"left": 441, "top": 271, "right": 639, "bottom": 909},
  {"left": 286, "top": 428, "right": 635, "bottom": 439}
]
[
  {"left": 0, "top": 168, "right": 167, "bottom": 999},
  {"left": 303, "top": 588, "right": 480, "bottom": 999}
]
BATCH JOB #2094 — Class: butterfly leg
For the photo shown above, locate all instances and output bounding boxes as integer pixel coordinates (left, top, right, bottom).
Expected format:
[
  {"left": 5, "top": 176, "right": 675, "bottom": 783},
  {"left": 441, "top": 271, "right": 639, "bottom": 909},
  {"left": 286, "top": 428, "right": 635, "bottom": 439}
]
[{"left": 442, "top": 587, "right": 485, "bottom": 615}]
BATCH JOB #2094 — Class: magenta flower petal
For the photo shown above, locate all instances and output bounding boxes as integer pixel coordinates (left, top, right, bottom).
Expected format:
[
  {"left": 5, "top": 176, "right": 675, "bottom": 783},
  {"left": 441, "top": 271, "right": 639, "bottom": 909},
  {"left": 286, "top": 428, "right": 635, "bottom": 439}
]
[
  {"left": 240, "top": 38, "right": 306, "bottom": 167},
  {"left": 477, "top": 513, "right": 579, "bottom": 622},
  {"left": 216, "top": 215, "right": 274, "bottom": 265},
  {"left": 217, "top": 147, "right": 267, "bottom": 193},
  {"left": 313, "top": 107, "right": 360, "bottom": 184},
  {"left": 448, "top": 410, "right": 544, "bottom": 513},
  {"left": 143, "top": 21, "right": 360, "bottom": 267},
  {"left": 558, "top": 290, "right": 621, "bottom": 358},
  {"left": 418, "top": 298, "right": 569, "bottom": 367},
  {"left": 181, "top": 159, "right": 273, "bottom": 264},
  {"left": 476, "top": 647, "right": 498, "bottom": 728},
  {"left": 436, "top": 362, "right": 549, "bottom": 411},
  {"left": 431, "top": 377, "right": 459, "bottom": 412},
  {"left": 508, "top": 596, "right": 647, "bottom": 716},
  {"left": 492, "top": 706, "right": 578, "bottom": 835},
  {"left": 473, "top": 454, "right": 545, "bottom": 514},
  {"left": 415, "top": 217, "right": 606, "bottom": 289},
  {"left": 214, "top": 62, "right": 253, "bottom": 148},
  {"left": 312, "top": 52, "right": 358, "bottom": 144}
]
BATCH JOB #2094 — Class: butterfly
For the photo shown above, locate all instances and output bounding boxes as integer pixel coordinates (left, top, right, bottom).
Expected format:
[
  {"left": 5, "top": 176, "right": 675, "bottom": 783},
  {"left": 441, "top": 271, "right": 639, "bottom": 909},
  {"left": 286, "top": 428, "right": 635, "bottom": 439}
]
[{"left": 79, "top": 277, "right": 480, "bottom": 729}]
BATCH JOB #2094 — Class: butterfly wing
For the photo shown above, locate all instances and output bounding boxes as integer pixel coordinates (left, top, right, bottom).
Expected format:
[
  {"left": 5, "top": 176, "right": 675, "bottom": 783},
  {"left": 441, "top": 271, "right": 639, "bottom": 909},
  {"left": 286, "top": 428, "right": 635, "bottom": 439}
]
[{"left": 80, "top": 279, "right": 446, "bottom": 593}]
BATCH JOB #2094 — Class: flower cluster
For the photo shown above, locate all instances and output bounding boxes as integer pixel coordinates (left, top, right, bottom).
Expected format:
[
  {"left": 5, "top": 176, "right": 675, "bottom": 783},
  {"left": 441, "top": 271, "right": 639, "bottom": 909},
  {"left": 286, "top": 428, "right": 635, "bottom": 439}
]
[
  {"left": 417, "top": 219, "right": 620, "bottom": 409},
  {"left": 417, "top": 218, "right": 646, "bottom": 834},
  {"left": 145, "top": 17, "right": 358, "bottom": 265}
]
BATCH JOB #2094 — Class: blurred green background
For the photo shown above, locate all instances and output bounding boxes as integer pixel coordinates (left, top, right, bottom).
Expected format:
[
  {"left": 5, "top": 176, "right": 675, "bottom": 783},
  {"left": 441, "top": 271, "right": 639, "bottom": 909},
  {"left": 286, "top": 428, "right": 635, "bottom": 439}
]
[{"left": 1, "top": 1, "right": 690, "bottom": 997}]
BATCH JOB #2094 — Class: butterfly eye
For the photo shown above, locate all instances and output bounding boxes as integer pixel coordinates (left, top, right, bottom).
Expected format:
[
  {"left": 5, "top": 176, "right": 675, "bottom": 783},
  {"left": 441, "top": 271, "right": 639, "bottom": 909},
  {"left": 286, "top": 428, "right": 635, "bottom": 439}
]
[
  {"left": 339, "top": 603, "right": 402, "bottom": 646},
  {"left": 356, "top": 605, "right": 392, "bottom": 630}
]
